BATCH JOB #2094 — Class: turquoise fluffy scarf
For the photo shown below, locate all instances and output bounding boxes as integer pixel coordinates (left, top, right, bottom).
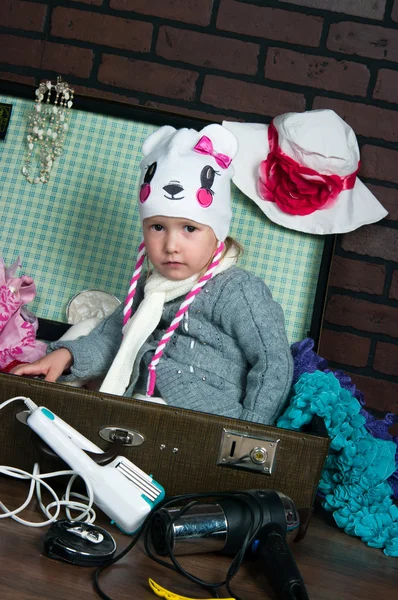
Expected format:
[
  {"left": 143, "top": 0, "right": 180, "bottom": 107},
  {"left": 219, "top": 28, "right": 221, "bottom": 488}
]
[{"left": 277, "top": 370, "right": 398, "bottom": 557}]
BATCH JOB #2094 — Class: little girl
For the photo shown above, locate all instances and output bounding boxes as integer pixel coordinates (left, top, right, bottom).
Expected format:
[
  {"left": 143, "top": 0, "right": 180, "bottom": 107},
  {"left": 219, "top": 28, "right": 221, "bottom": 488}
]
[{"left": 12, "top": 123, "right": 293, "bottom": 425}]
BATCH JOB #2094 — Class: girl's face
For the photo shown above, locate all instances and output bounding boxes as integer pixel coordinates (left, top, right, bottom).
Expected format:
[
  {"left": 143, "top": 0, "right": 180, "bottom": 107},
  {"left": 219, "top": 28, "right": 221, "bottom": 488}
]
[{"left": 143, "top": 216, "right": 217, "bottom": 280}]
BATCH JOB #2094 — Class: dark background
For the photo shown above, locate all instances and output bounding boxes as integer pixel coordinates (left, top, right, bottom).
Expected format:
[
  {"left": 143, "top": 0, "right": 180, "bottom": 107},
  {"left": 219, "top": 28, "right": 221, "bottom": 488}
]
[{"left": 0, "top": 0, "right": 397, "bottom": 415}]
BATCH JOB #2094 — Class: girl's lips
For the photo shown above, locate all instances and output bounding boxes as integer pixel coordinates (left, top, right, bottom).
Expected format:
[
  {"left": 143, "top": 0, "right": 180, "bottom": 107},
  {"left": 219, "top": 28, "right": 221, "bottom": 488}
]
[{"left": 165, "top": 261, "right": 183, "bottom": 266}]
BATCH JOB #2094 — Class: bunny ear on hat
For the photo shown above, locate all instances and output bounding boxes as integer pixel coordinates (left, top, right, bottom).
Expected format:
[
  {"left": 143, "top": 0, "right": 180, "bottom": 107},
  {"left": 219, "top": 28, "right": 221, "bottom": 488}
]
[{"left": 223, "top": 111, "right": 388, "bottom": 235}]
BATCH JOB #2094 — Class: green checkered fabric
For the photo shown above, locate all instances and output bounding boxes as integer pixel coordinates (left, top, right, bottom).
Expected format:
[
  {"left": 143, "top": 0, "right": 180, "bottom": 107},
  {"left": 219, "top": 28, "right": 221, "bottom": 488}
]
[{"left": 0, "top": 95, "right": 324, "bottom": 342}]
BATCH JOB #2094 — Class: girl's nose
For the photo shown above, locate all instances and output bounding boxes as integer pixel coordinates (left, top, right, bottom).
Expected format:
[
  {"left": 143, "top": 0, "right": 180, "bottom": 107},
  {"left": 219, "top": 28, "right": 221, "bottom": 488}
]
[{"left": 165, "top": 232, "right": 180, "bottom": 253}]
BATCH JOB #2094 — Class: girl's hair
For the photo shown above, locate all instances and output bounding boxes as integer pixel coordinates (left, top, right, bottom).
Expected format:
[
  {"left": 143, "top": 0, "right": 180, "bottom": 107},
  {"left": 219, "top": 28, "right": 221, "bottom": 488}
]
[
  {"left": 198, "top": 236, "right": 242, "bottom": 280},
  {"left": 222, "top": 236, "right": 243, "bottom": 259}
]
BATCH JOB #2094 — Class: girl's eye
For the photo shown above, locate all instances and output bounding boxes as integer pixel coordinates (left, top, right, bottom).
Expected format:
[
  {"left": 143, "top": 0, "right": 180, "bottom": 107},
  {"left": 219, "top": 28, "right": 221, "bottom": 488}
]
[
  {"left": 185, "top": 225, "right": 196, "bottom": 233},
  {"left": 151, "top": 224, "right": 163, "bottom": 231}
]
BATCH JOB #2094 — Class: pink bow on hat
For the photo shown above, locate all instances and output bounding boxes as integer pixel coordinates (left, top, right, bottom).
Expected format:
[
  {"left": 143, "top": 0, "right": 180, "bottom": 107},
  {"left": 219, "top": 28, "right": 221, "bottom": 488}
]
[{"left": 194, "top": 135, "right": 232, "bottom": 169}]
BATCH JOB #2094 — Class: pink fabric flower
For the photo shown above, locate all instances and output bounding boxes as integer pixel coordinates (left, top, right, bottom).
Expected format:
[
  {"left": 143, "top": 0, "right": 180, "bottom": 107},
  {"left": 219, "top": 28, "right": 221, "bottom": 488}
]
[
  {"left": 258, "top": 121, "right": 359, "bottom": 216},
  {"left": 0, "top": 258, "right": 46, "bottom": 369}
]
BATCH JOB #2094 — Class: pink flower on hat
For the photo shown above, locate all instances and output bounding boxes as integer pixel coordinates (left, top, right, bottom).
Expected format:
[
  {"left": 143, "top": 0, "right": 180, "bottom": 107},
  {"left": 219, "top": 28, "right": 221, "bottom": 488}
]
[{"left": 259, "top": 121, "right": 358, "bottom": 216}]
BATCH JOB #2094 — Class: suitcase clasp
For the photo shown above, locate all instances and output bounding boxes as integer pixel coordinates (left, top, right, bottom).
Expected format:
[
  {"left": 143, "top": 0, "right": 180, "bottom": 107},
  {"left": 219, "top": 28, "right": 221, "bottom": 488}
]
[
  {"left": 99, "top": 426, "right": 145, "bottom": 447},
  {"left": 217, "top": 429, "right": 279, "bottom": 475}
]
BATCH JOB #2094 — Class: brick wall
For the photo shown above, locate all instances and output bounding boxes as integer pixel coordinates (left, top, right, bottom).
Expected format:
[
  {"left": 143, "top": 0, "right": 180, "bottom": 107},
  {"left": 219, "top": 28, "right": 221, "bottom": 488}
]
[{"left": 0, "top": 0, "right": 397, "bottom": 414}]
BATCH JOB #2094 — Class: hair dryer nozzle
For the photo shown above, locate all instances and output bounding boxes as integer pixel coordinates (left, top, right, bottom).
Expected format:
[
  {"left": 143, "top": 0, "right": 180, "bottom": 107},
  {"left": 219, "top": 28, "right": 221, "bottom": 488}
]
[
  {"left": 151, "top": 503, "right": 228, "bottom": 556},
  {"left": 149, "top": 490, "right": 300, "bottom": 556}
]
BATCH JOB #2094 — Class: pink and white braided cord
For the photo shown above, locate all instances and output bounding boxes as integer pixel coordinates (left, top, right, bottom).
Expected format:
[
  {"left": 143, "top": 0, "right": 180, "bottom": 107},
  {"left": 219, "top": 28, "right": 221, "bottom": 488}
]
[
  {"left": 146, "top": 241, "right": 225, "bottom": 396},
  {"left": 123, "top": 240, "right": 146, "bottom": 329}
]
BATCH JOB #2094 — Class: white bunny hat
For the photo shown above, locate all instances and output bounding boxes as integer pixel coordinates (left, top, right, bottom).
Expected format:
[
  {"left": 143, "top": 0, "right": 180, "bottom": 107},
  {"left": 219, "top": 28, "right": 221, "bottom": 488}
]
[{"left": 138, "top": 123, "right": 238, "bottom": 241}]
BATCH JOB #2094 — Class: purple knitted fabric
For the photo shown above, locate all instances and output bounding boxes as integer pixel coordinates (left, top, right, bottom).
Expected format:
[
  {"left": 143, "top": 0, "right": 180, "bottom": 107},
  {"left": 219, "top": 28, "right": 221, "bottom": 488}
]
[
  {"left": 291, "top": 338, "right": 326, "bottom": 381},
  {"left": 291, "top": 338, "right": 398, "bottom": 498}
]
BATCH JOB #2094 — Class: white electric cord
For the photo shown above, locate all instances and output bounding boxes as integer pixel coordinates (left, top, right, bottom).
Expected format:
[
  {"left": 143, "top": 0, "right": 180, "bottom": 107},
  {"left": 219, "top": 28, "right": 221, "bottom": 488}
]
[
  {"left": 0, "top": 396, "right": 96, "bottom": 527},
  {"left": 0, "top": 395, "right": 37, "bottom": 412}
]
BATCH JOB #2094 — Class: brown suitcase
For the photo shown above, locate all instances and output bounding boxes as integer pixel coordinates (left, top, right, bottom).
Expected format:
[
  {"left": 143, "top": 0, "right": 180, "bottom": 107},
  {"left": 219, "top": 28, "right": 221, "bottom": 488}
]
[{"left": 0, "top": 84, "right": 331, "bottom": 533}]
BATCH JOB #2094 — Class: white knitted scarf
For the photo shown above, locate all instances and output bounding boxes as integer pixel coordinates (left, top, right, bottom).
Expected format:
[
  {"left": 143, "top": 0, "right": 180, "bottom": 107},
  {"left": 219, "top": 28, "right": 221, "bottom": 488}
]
[{"left": 100, "top": 249, "right": 238, "bottom": 396}]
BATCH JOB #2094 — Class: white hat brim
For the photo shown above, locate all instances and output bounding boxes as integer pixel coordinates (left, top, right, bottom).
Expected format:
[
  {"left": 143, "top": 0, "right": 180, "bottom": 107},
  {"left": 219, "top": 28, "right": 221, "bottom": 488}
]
[{"left": 223, "top": 121, "right": 388, "bottom": 235}]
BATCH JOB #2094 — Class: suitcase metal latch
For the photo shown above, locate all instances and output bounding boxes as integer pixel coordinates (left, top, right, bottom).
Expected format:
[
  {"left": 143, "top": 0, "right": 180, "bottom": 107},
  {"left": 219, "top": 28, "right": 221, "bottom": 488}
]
[
  {"left": 99, "top": 426, "right": 145, "bottom": 447},
  {"left": 217, "top": 429, "right": 279, "bottom": 475}
]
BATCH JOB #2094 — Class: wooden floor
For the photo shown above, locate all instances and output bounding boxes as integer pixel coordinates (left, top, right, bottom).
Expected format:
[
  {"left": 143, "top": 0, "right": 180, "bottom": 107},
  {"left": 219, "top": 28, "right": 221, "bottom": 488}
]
[{"left": 0, "top": 478, "right": 397, "bottom": 600}]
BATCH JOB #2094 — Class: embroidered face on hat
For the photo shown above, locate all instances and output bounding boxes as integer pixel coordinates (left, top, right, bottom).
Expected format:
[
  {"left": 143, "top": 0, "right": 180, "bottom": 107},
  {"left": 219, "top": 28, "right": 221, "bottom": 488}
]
[
  {"left": 138, "top": 123, "right": 238, "bottom": 242},
  {"left": 223, "top": 110, "right": 387, "bottom": 235}
]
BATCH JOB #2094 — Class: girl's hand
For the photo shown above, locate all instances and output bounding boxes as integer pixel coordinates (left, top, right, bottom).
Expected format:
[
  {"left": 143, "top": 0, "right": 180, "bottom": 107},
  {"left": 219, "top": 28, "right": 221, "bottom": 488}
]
[{"left": 10, "top": 348, "right": 73, "bottom": 382}]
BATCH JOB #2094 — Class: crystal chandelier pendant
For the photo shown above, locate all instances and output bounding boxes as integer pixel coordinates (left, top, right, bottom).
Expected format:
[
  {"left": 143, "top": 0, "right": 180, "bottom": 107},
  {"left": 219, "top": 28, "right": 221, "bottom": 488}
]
[{"left": 22, "top": 76, "right": 75, "bottom": 184}]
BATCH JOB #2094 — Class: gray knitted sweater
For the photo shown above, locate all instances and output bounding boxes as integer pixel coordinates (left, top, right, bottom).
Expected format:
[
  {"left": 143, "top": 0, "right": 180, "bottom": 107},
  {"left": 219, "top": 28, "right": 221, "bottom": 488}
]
[{"left": 49, "top": 266, "right": 293, "bottom": 425}]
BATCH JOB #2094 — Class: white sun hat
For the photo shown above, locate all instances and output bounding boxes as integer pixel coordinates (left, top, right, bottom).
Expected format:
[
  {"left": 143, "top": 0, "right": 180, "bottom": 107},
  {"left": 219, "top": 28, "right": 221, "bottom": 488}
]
[{"left": 223, "top": 110, "right": 387, "bottom": 235}]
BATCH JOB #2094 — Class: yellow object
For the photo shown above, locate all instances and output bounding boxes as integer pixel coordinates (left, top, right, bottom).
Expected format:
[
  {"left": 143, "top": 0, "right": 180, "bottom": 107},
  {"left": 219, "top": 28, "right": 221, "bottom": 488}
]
[{"left": 148, "top": 578, "right": 235, "bottom": 600}]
